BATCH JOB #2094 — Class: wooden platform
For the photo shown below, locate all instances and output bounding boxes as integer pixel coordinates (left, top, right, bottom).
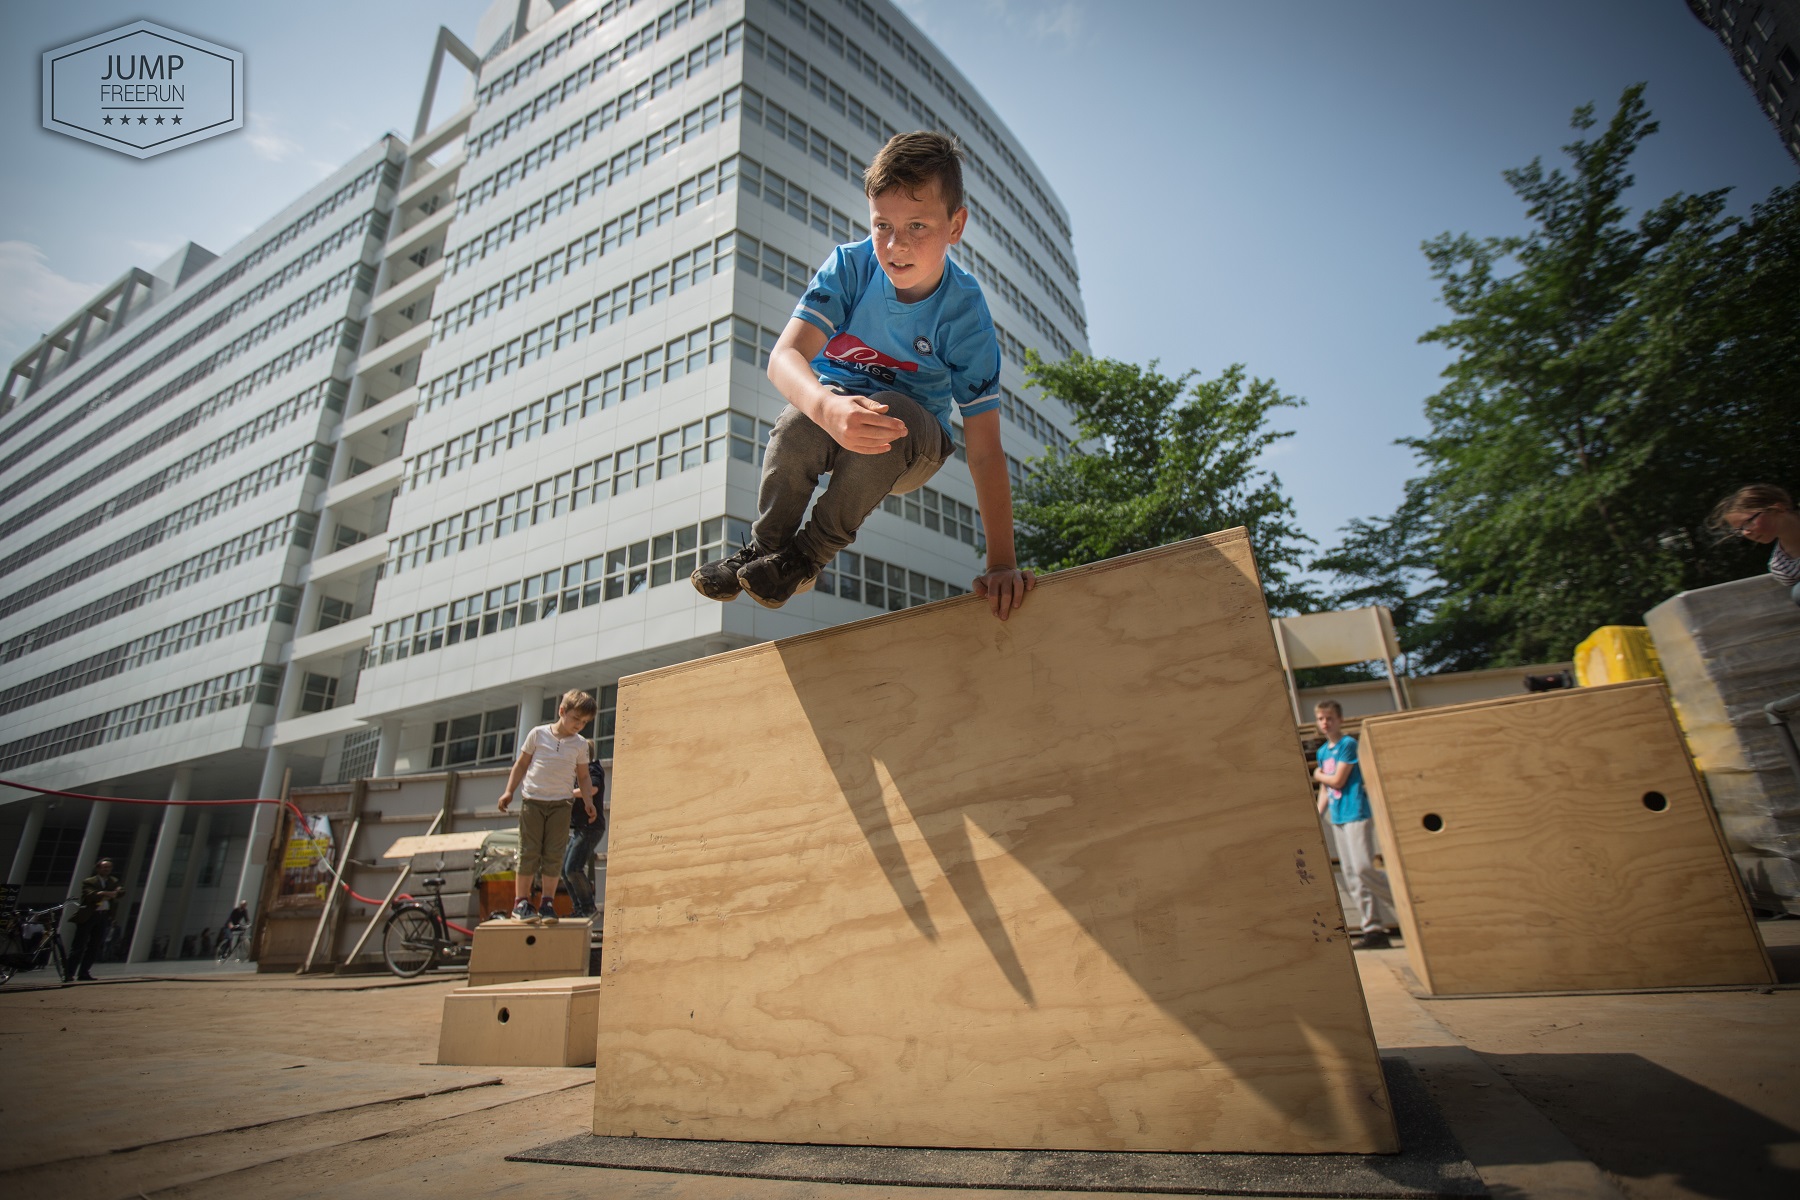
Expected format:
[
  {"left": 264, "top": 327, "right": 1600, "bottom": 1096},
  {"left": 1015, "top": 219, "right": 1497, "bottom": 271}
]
[
  {"left": 594, "top": 529, "right": 1397, "bottom": 1154},
  {"left": 466, "top": 917, "right": 592, "bottom": 987},
  {"left": 438, "top": 976, "right": 602, "bottom": 1067},
  {"left": 1358, "top": 680, "right": 1774, "bottom": 996}
]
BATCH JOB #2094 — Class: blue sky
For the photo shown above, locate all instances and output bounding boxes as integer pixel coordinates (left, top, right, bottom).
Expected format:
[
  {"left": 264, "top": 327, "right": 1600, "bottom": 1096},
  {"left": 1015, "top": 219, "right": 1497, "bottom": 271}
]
[{"left": 2, "top": 1, "right": 1792, "bottom": 568}]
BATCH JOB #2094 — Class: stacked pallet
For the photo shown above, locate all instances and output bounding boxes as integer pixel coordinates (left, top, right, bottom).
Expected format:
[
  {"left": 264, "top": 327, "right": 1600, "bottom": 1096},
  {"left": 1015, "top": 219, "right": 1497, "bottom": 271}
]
[{"left": 1645, "top": 575, "right": 1800, "bottom": 914}]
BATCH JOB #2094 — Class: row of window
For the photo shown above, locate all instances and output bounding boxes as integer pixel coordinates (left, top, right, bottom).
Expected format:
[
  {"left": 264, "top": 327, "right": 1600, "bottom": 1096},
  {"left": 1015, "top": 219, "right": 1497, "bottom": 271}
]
[
  {"left": 0, "top": 377, "right": 342, "bottom": 545},
  {"left": 963, "top": 195, "right": 1086, "bottom": 335},
  {"left": 430, "top": 705, "right": 522, "bottom": 769},
  {"left": 413, "top": 313, "right": 779, "bottom": 483},
  {"left": 459, "top": 76, "right": 739, "bottom": 217},
  {"left": 437, "top": 198, "right": 738, "bottom": 343},
  {"left": 754, "top": 3, "right": 1077, "bottom": 275},
  {"left": 949, "top": 244, "right": 1075, "bottom": 360},
  {"left": 1, "top": 257, "right": 367, "bottom": 490},
  {"left": 878, "top": 485, "right": 983, "bottom": 549},
  {"left": 797, "top": 0, "right": 1072, "bottom": 244},
  {"left": 739, "top": 154, "right": 866, "bottom": 246},
  {"left": 816, "top": 548, "right": 971, "bottom": 612},
  {"left": 3, "top": 310, "right": 361, "bottom": 513},
  {"left": 448, "top": 151, "right": 735, "bottom": 279},
  {"left": 739, "top": 82, "right": 865, "bottom": 191},
  {"left": 0, "top": 444, "right": 329, "bottom": 621},
  {"left": 0, "top": 381, "right": 335, "bottom": 567},
  {"left": 391, "top": 409, "right": 770, "bottom": 576},
  {"left": 0, "top": 664, "right": 283, "bottom": 774},
  {"left": 471, "top": 8, "right": 737, "bottom": 160},
  {"left": 474, "top": 0, "right": 642, "bottom": 107},
  {"left": 999, "top": 386, "right": 1075, "bottom": 455},
  {"left": 419, "top": 220, "right": 805, "bottom": 417},
  {"left": 0, "top": 159, "right": 388, "bottom": 432},
  {"left": 0, "top": 585, "right": 297, "bottom": 719},
  {"left": 0, "top": 512, "right": 314, "bottom": 667},
  {"left": 366, "top": 517, "right": 747, "bottom": 669}
]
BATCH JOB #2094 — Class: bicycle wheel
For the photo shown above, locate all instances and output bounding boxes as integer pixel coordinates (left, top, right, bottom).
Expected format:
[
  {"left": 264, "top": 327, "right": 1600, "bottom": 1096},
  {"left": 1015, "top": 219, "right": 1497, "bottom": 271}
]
[
  {"left": 0, "top": 931, "right": 22, "bottom": 986},
  {"left": 214, "top": 935, "right": 234, "bottom": 963},
  {"left": 381, "top": 908, "right": 440, "bottom": 978}
]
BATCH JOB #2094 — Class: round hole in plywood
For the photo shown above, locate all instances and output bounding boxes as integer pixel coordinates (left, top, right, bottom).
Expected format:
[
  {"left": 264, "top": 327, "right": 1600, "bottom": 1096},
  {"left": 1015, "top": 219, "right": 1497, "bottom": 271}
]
[
  {"left": 1422, "top": 813, "right": 1445, "bottom": 832},
  {"left": 525, "top": 934, "right": 536, "bottom": 946},
  {"left": 498, "top": 1007, "right": 510, "bottom": 1023},
  {"left": 1643, "top": 791, "right": 1670, "bottom": 812}
]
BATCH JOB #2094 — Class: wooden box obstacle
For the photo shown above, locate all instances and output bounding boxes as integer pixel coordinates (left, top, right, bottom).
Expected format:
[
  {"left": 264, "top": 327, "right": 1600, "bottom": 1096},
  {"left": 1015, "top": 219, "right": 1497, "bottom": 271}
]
[
  {"left": 466, "top": 917, "right": 592, "bottom": 988},
  {"left": 1357, "top": 680, "right": 1774, "bottom": 996},
  {"left": 594, "top": 530, "right": 1397, "bottom": 1154},
  {"left": 438, "top": 976, "right": 601, "bottom": 1066}
]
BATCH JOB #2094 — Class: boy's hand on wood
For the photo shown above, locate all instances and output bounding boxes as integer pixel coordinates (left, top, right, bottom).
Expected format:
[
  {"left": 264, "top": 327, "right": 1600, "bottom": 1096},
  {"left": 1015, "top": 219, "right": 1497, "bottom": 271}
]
[
  {"left": 973, "top": 566, "right": 1035, "bottom": 621},
  {"left": 820, "top": 392, "right": 908, "bottom": 454}
]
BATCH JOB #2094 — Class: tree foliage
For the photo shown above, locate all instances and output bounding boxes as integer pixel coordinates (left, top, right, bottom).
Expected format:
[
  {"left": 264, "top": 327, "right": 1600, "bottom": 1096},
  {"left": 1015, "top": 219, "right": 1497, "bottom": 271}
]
[
  {"left": 1013, "top": 352, "right": 1315, "bottom": 613},
  {"left": 1317, "top": 85, "right": 1800, "bottom": 670}
]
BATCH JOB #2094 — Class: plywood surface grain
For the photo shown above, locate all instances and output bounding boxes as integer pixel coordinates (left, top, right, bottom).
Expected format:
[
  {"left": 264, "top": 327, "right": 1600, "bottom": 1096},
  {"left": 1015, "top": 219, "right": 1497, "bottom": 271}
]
[
  {"left": 467, "top": 919, "right": 592, "bottom": 977},
  {"left": 1359, "top": 681, "right": 1772, "bottom": 995},
  {"left": 594, "top": 529, "right": 1396, "bottom": 1154},
  {"left": 439, "top": 977, "right": 602, "bottom": 1066}
]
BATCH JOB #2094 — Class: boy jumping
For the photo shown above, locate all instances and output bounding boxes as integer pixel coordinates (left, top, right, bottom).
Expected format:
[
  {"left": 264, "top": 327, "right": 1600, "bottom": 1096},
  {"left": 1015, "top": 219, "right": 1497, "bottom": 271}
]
[
  {"left": 691, "top": 130, "right": 1034, "bottom": 621},
  {"left": 497, "top": 689, "right": 598, "bottom": 923}
]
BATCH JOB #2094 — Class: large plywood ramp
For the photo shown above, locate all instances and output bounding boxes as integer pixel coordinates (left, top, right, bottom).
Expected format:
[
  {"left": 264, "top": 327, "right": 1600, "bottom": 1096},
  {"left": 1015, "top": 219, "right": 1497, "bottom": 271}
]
[
  {"left": 1358, "top": 680, "right": 1773, "bottom": 996},
  {"left": 595, "top": 529, "right": 1397, "bottom": 1154}
]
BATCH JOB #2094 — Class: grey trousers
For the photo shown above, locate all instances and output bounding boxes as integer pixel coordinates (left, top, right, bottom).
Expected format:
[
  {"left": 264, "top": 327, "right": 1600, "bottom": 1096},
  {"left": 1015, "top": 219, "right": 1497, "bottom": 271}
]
[
  {"left": 753, "top": 388, "right": 953, "bottom": 566},
  {"left": 1330, "top": 817, "right": 1398, "bottom": 934}
]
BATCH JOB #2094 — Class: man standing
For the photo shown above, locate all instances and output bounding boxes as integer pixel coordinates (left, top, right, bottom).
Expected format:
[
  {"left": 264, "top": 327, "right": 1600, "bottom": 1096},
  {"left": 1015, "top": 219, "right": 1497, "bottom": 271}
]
[
  {"left": 1312, "top": 701, "right": 1398, "bottom": 949},
  {"left": 66, "top": 857, "right": 124, "bottom": 982},
  {"left": 562, "top": 755, "right": 608, "bottom": 919}
]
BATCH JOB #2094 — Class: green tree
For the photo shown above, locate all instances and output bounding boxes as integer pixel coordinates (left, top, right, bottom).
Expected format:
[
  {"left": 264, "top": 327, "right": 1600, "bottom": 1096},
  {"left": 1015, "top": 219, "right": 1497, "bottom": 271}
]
[
  {"left": 1014, "top": 352, "right": 1315, "bottom": 613},
  {"left": 1318, "top": 85, "right": 1800, "bottom": 669}
]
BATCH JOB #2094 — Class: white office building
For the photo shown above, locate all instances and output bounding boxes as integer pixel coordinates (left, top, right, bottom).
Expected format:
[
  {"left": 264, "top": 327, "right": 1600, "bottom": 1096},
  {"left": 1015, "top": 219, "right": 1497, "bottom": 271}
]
[{"left": 0, "top": 0, "right": 1086, "bottom": 959}]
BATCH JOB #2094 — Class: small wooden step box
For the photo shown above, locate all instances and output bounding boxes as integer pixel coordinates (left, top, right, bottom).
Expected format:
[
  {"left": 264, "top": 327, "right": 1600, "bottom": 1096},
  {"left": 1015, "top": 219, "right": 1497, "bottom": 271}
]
[
  {"left": 466, "top": 916, "right": 593, "bottom": 987},
  {"left": 438, "top": 976, "right": 601, "bottom": 1067},
  {"left": 1357, "top": 679, "right": 1774, "bottom": 995}
]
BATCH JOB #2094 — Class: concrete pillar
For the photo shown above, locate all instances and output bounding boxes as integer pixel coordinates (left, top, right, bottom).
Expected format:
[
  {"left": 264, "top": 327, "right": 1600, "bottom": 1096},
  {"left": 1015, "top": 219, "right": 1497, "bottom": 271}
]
[
  {"left": 6, "top": 799, "right": 48, "bottom": 886},
  {"left": 372, "top": 718, "right": 402, "bottom": 778},
  {"left": 516, "top": 686, "right": 544, "bottom": 756},
  {"left": 165, "top": 807, "right": 213, "bottom": 958},
  {"left": 234, "top": 746, "right": 287, "bottom": 926},
  {"left": 119, "top": 810, "right": 154, "bottom": 922},
  {"left": 128, "top": 772, "right": 189, "bottom": 963},
  {"left": 57, "top": 797, "right": 112, "bottom": 940}
]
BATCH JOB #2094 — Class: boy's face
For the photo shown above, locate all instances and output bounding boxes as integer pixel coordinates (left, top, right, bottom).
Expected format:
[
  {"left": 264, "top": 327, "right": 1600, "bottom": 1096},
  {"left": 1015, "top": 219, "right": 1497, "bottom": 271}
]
[
  {"left": 1315, "top": 708, "right": 1341, "bottom": 739},
  {"left": 557, "top": 705, "right": 594, "bottom": 733},
  {"left": 868, "top": 179, "right": 966, "bottom": 304}
]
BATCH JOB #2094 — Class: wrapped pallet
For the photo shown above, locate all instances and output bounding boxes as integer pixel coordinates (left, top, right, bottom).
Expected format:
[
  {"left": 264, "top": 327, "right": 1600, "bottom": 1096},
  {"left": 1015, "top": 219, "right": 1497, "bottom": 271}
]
[{"left": 1645, "top": 574, "right": 1800, "bottom": 914}]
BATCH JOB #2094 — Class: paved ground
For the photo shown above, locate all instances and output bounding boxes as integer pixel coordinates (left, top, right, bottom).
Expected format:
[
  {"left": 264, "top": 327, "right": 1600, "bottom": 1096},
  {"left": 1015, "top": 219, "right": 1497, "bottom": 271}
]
[{"left": 1, "top": 922, "right": 1796, "bottom": 1200}]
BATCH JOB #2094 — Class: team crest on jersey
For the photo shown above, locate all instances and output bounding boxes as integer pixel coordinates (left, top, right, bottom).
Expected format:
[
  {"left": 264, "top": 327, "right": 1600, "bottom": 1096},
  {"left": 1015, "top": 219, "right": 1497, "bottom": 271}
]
[{"left": 913, "top": 336, "right": 933, "bottom": 356}]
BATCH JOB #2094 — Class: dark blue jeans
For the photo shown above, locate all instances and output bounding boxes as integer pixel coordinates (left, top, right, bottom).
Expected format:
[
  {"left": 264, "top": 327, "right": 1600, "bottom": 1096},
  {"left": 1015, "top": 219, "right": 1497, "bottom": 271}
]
[{"left": 561, "top": 823, "right": 607, "bottom": 916}]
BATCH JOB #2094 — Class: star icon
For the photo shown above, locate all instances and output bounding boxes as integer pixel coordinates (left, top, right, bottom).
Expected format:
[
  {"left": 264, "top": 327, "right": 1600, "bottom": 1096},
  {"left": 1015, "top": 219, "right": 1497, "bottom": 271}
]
[
  {"left": 171, "top": 115, "right": 182, "bottom": 126},
  {"left": 102, "top": 115, "right": 113, "bottom": 125},
  {"left": 155, "top": 115, "right": 165, "bottom": 125},
  {"left": 138, "top": 115, "right": 148, "bottom": 125}
]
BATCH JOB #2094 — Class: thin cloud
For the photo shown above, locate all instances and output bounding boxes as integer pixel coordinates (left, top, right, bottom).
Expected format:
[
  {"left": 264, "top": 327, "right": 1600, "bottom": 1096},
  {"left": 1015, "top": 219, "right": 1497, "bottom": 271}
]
[
  {"left": 245, "top": 113, "right": 302, "bottom": 163},
  {"left": 0, "top": 242, "right": 104, "bottom": 368}
]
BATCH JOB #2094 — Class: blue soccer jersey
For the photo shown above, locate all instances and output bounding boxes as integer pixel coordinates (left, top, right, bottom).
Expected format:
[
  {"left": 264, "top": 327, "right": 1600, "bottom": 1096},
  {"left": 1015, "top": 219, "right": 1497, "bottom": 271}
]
[{"left": 791, "top": 238, "right": 1002, "bottom": 438}]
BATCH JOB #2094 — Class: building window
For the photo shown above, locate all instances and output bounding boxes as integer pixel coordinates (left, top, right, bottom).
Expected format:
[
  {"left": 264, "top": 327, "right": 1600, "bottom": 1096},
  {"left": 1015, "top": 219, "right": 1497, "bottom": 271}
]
[
  {"left": 299, "top": 673, "right": 339, "bottom": 714},
  {"left": 316, "top": 597, "right": 355, "bottom": 631},
  {"left": 430, "top": 706, "right": 518, "bottom": 768},
  {"left": 336, "top": 727, "right": 380, "bottom": 782}
]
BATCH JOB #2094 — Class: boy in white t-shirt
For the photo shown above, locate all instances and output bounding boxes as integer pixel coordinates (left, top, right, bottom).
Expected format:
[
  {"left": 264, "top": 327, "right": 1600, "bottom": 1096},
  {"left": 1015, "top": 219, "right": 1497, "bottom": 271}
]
[{"left": 497, "top": 689, "right": 598, "bottom": 922}]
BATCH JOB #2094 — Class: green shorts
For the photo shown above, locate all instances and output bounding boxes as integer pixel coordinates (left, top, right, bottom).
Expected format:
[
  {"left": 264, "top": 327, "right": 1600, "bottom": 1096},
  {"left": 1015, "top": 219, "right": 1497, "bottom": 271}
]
[{"left": 518, "top": 797, "right": 573, "bottom": 877}]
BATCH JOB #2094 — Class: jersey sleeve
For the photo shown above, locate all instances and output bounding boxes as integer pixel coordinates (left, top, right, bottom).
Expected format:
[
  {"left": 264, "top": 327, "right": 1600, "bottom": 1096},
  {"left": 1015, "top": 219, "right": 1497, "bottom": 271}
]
[
  {"left": 1338, "top": 736, "right": 1360, "bottom": 766},
  {"left": 793, "top": 243, "right": 860, "bottom": 337},
  {"left": 948, "top": 317, "right": 1002, "bottom": 421}
]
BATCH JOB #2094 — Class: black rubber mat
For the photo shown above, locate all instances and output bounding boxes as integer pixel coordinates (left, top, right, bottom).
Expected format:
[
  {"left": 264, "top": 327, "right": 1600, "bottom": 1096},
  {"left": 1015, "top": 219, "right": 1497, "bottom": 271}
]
[{"left": 511, "top": 1056, "right": 1486, "bottom": 1197}]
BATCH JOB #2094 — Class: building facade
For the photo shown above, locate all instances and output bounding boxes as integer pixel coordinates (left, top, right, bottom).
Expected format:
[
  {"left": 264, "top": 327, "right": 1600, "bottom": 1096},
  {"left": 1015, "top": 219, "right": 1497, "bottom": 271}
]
[
  {"left": 1687, "top": 0, "right": 1800, "bottom": 166},
  {"left": 0, "top": 0, "right": 1086, "bottom": 959}
]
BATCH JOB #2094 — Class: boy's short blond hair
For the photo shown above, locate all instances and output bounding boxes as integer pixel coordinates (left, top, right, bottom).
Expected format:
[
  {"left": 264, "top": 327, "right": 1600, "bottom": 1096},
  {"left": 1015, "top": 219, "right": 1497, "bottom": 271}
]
[
  {"left": 560, "top": 689, "right": 598, "bottom": 717},
  {"left": 1314, "top": 699, "right": 1344, "bottom": 718},
  {"left": 863, "top": 130, "right": 965, "bottom": 215}
]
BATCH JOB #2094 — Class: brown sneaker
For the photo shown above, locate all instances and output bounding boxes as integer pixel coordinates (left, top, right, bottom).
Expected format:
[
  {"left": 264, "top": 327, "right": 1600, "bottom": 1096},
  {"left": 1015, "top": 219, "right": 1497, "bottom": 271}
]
[
  {"left": 1349, "top": 929, "right": 1392, "bottom": 950},
  {"left": 738, "top": 543, "right": 819, "bottom": 609},
  {"left": 691, "top": 540, "right": 766, "bottom": 601}
]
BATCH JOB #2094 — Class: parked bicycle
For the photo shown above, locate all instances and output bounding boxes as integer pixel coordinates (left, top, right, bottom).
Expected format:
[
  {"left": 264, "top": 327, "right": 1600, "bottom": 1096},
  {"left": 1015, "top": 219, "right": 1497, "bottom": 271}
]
[
  {"left": 0, "top": 901, "right": 73, "bottom": 986},
  {"left": 381, "top": 875, "right": 472, "bottom": 978}
]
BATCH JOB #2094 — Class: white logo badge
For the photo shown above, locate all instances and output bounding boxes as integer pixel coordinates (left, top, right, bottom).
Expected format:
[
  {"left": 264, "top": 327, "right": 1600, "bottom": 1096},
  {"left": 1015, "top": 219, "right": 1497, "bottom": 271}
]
[
  {"left": 912, "top": 336, "right": 933, "bottom": 357},
  {"left": 43, "top": 21, "right": 243, "bottom": 159}
]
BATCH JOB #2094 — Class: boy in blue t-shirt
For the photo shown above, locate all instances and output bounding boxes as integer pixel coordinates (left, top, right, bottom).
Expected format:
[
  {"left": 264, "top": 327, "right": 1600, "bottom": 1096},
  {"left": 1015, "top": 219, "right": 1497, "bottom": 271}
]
[
  {"left": 1312, "top": 700, "right": 1397, "bottom": 949},
  {"left": 690, "top": 131, "right": 1035, "bottom": 621}
]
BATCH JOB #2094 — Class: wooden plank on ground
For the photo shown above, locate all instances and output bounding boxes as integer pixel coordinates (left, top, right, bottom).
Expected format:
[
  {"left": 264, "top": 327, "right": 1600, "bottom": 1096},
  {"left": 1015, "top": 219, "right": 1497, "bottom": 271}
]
[
  {"left": 1359, "top": 680, "right": 1774, "bottom": 995},
  {"left": 594, "top": 529, "right": 1396, "bottom": 1154}
]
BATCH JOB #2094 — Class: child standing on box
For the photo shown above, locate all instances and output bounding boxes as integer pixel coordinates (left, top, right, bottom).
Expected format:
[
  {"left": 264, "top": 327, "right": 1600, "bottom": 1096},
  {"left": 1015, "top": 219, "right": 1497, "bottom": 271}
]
[
  {"left": 497, "top": 689, "right": 597, "bottom": 923},
  {"left": 690, "top": 131, "right": 1034, "bottom": 621}
]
